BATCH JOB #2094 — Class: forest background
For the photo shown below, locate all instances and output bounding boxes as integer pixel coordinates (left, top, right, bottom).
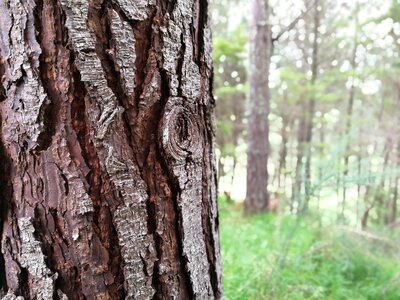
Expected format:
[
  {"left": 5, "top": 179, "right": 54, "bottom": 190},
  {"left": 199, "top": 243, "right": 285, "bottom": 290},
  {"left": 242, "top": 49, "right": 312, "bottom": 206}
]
[{"left": 212, "top": 0, "right": 400, "bottom": 299}]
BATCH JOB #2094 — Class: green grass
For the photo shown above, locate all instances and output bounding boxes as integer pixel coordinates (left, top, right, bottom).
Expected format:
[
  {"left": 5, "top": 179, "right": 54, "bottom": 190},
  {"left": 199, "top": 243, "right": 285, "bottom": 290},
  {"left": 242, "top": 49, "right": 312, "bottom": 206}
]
[{"left": 219, "top": 199, "right": 400, "bottom": 300}]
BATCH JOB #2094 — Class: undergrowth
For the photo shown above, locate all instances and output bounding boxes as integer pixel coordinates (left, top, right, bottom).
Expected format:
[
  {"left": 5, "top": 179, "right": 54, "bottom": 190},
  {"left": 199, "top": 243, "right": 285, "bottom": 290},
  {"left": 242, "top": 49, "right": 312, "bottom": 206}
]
[{"left": 219, "top": 197, "right": 400, "bottom": 300}]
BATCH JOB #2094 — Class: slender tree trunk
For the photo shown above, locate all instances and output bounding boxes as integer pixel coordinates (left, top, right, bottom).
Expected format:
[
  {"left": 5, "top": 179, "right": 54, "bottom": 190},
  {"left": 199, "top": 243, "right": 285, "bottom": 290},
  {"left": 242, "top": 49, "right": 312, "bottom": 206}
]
[
  {"left": 374, "top": 141, "right": 391, "bottom": 223},
  {"left": 245, "top": 0, "right": 271, "bottom": 213},
  {"left": 357, "top": 153, "right": 362, "bottom": 198},
  {"left": 357, "top": 125, "right": 363, "bottom": 205},
  {"left": 358, "top": 91, "right": 386, "bottom": 227},
  {"left": 0, "top": 0, "right": 223, "bottom": 299},
  {"left": 230, "top": 157, "right": 237, "bottom": 192},
  {"left": 361, "top": 202, "right": 374, "bottom": 231},
  {"left": 388, "top": 91, "right": 400, "bottom": 224},
  {"left": 218, "top": 156, "right": 225, "bottom": 186},
  {"left": 277, "top": 112, "right": 289, "bottom": 189},
  {"left": 342, "top": 1, "right": 359, "bottom": 216},
  {"left": 341, "top": 73, "right": 356, "bottom": 215},
  {"left": 360, "top": 157, "right": 373, "bottom": 228},
  {"left": 292, "top": 113, "right": 306, "bottom": 212},
  {"left": 316, "top": 120, "right": 325, "bottom": 211},
  {"left": 303, "top": 0, "right": 320, "bottom": 211},
  {"left": 391, "top": 172, "right": 399, "bottom": 224}
]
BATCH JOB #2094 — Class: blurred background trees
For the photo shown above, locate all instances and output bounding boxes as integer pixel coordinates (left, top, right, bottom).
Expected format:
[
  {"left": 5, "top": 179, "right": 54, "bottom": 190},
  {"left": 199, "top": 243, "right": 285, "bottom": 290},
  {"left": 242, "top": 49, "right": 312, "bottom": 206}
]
[
  {"left": 213, "top": 0, "right": 400, "bottom": 227},
  {"left": 213, "top": 0, "right": 400, "bottom": 297}
]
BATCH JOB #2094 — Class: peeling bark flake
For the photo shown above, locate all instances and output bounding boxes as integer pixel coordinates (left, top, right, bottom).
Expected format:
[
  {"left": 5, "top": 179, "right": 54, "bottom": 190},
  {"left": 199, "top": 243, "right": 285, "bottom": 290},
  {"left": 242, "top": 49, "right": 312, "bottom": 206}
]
[
  {"left": 111, "top": 0, "right": 153, "bottom": 21},
  {"left": 110, "top": 10, "right": 136, "bottom": 98},
  {"left": 0, "top": 0, "right": 49, "bottom": 150},
  {"left": 17, "top": 218, "right": 57, "bottom": 300}
]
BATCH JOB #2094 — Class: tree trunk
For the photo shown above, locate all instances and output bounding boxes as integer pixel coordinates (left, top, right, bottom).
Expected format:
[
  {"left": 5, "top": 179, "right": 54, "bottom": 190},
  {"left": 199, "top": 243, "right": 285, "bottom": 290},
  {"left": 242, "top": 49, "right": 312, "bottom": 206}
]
[
  {"left": 356, "top": 126, "right": 363, "bottom": 204},
  {"left": 292, "top": 104, "right": 307, "bottom": 212},
  {"left": 303, "top": 0, "right": 320, "bottom": 211},
  {"left": 316, "top": 120, "right": 325, "bottom": 211},
  {"left": 277, "top": 111, "right": 289, "bottom": 190},
  {"left": 342, "top": 1, "right": 359, "bottom": 215},
  {"left": 374, "top": 140, "right": 391, "bottom": 224},
  {"left": 217, "top": 156, "right": 225, "bottom": 186},
  {"left": 245, "top": 0, "right": 271, "bottom": 213},
  {"left": 388, "top": 91, "right": 400, "bottom": 224},
  {"left": 390, "top": 175, "right": 399, "bottom": 224},
  {"left": 359, "top": 95, "right": 386, "bottom": 225},
  {"left": 0, "top": 0, "right": 223, "bottom": 299},
  {"left": 341, "top": 79, "right": 355, "bottom": 213},
  {"left": 230, "top": 157, "right": 237, "bottom": 193}
]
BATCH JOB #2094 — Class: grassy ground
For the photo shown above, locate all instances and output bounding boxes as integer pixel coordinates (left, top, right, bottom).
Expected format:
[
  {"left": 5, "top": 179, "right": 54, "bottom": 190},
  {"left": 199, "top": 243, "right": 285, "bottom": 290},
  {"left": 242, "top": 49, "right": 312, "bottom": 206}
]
[{"left": 219, "top": 199, "right": 400, "bottom": 300}]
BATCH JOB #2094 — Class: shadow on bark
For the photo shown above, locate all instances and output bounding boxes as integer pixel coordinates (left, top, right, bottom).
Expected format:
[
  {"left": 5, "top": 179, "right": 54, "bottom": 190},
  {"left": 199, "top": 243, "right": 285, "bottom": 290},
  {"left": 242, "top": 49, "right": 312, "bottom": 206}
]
[{"left": 0, "top": 114, "right": 12, "bottom": 293}]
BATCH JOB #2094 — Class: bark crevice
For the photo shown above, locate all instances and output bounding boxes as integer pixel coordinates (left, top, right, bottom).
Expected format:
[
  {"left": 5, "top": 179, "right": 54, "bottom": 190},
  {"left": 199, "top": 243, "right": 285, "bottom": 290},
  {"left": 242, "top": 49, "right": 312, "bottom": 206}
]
[
  {"left": 154, "top": 66, "right": 192, "bottom": 299},
  {"left": 69, "top": 50, "right": 126, "bottom": 298},
  {"left": 0, "top": 115, "right": 12, "bottom": 294},
  {"left": 33, "top": 0, "right": 60, "bottom": 152}
]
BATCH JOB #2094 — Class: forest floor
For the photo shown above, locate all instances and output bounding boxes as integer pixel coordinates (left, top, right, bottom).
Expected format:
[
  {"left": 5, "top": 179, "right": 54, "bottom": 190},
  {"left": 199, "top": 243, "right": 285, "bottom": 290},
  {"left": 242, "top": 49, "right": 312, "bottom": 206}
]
[{"left": 219, "top": 198, "right": 400, "bottom": 300}]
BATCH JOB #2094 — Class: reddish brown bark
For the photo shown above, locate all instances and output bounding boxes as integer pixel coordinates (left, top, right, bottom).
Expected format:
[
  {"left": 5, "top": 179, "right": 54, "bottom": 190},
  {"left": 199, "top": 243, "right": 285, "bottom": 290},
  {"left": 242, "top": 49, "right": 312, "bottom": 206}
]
[{"left": 0, "top": 0, "right": 222, "bottom": 299}]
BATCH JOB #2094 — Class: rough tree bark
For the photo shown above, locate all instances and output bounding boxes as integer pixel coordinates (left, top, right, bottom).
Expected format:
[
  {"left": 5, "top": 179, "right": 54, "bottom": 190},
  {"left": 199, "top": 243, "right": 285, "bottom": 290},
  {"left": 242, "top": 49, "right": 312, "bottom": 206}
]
[
  {"left": 246, "top": 0, "right": 315, "bottom": 213},
  {"left": 0, "top": 0, "right": 223, "bottom": 299},
  {"left": 245, "top": 0, "right": 271, "bottom": 213}
]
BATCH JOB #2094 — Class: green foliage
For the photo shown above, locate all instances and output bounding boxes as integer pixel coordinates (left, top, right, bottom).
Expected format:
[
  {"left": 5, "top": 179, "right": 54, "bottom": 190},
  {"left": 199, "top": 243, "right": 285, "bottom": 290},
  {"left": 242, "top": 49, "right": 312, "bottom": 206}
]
[
  {"left": 388, "top": 0, "right": 400, "bottom": 22},
  {"left": 220, "top": 199, "right": 400, "bottom": 300},
  {"left": 213, "top": 25, "right": 248, "bottom": 160},
  {"left": 214, "top": 36, "right": 247, "bottom": 63}
]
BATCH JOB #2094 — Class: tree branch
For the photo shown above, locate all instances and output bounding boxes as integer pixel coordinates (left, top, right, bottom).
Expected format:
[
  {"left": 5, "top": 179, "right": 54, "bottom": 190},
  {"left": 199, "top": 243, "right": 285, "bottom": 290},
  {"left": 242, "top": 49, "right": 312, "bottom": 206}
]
[{"left": 272, "top": 0, "right": 318, "bottom": 43}]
